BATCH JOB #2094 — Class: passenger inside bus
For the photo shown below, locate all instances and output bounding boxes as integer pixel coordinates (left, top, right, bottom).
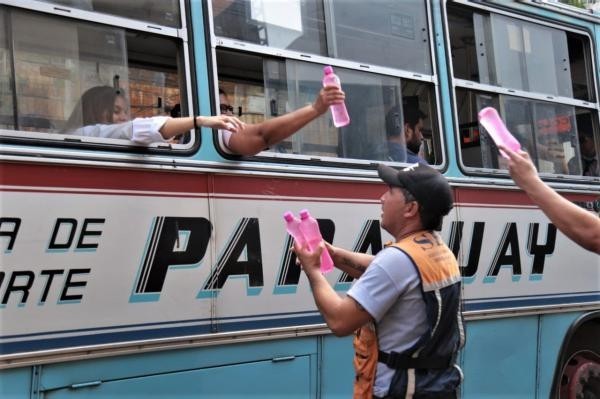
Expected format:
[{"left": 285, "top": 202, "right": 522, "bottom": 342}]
[
  {"left": 381, "top": 104, "right": 428, "bottom": 165},
  {"left": 62, "top": 85, "right": 345, "bottom": 155},
  {"left": 570, "top": 130, "right": 599, "bottom": 176}
]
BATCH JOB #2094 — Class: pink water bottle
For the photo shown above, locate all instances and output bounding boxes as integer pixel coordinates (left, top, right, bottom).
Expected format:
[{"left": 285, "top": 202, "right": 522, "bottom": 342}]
[
  {"left": 298, "top": 209, "right": 334, "bottom": 274},
  {"left": 283, "top": 211, "right": 306, "bottom": 248},
  {"left": 478, "top": 107, "right": 521, "bottom": 158},
  {"left": 322, "top": 66, "right": 350, "bottom": 127}
]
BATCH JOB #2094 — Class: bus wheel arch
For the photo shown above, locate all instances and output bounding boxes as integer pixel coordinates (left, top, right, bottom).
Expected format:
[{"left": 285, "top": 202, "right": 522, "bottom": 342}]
[{"left": 553, "top": 312, "right": 600, "bottom": 399}]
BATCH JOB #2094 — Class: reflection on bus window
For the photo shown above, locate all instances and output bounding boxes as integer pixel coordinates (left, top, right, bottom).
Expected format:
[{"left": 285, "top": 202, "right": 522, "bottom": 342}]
[
  {"left": 216, "top": 49, "right": 441, "bottom": 164},
  {"left": 39, "top": 0, "right": 181, "bottom": 28},
  {"left": 2, "top": 8, "right": 184, "bottom": 144},
  {"left": 213, "top": 0, "right": 431, "bottom": 74}
]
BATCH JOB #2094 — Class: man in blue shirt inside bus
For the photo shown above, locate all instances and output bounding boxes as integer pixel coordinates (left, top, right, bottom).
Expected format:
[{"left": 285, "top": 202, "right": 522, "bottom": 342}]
[{"left": 384, "top": 104, "right": 428, "bottom": 165}]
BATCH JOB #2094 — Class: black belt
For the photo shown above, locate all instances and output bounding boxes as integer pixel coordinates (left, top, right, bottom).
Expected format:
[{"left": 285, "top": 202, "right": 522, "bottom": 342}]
[{"left": 378, "top": 351, "right": 452, "bottom": 370}]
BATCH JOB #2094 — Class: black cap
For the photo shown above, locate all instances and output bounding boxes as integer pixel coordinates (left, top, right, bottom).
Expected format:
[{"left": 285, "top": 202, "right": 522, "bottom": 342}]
[{"left": 377, "top": 163, "right": 453, "bottom": 218}]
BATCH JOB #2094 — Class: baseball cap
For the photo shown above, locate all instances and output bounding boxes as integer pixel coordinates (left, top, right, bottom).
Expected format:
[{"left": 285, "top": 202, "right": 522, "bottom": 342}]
[{"left": 377, "top": 163, "right": 453, "bottom": 218}]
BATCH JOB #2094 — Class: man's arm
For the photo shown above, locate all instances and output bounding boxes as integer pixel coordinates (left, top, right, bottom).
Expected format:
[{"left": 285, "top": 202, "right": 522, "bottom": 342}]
[
  {"left": 226, "top": 86, "right": 345, "bottom": 156},
  {"left": 325, "top": 242, "right": 374, "bottom": 279},
  {"left": 499, "top": 144, "right": 600, "bottom": 254},
  {"left": 295, "top": 242, "right": 373, "bottom": 336}
]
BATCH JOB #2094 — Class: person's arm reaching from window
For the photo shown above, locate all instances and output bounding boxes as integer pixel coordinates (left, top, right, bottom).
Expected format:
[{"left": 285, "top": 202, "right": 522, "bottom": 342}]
[
  {"left": 499, "top": 144, "right": 600, "bottom": 254},
  {"left": 158, "top": 115, "right": 243, "bottom": 140},
  {"left": 225, "top": 86, "right": 345, "bottom": 156}
]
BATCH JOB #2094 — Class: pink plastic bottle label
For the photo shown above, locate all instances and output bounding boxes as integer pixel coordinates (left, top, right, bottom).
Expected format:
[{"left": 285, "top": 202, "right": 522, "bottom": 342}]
[{"left": 478, "top": 107, "right": 521, "bottom": 158}]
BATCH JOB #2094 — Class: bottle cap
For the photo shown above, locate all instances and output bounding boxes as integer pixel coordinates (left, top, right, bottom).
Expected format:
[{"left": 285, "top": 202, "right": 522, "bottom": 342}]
[
  {"left": 299, "top": 209, "right": 310, "bottom": 219},
  {"left": 283, "top": 211, "right": 294, "bottom": 222},
  {"left": 323, "top": 66, "right": 333, "bottom": 75}
]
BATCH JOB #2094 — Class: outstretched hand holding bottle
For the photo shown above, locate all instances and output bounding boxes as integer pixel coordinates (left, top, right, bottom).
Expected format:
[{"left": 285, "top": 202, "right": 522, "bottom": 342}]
[{"left": 322, "top": 66, "right": 350, "bottom": 127}]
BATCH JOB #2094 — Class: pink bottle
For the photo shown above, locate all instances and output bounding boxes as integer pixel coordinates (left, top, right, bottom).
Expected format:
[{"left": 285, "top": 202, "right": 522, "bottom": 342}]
[
  {"left": 478, "top": 107, "right": 521, "bottom": 158},
  {"left": 322, "top": 66, "right": 350, "bottom": 127},
  {"left": 298, "top": 209, "right": 334, "bottom": 274},
  {"left": 283, "top": 211, "right": 306, "bottom": 248}
]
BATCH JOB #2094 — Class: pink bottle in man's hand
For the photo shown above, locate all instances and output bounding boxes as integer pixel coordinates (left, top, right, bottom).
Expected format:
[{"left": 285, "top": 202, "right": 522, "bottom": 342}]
[
  {"left": 322, "top": 66, "right": 350, "bottom": 127},
  {"left": 298, "top": 209, "right": 334, "bottom": 274},
  {"left": 478, "top": 107, "right": 521, "bottom": 158},
  {"left": 283, "top": 211, "right": 306, "bottom": 248}
]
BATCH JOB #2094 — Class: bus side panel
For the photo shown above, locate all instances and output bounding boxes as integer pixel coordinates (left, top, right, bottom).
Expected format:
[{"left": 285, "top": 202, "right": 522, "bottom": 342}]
[
  {"left": 321, "top": 335, "right": 354, "bottom": 398},
  {"left": 0, "top": 368, "right": 31, "bottom": 399},
  {"left": 37, "top": 337, "right": 317, "bottom": 392},
  {"left": 537, "top": 312, "right": 584, "bottom": 398},
  {"left": 44, "top": 356, "right": 312, "bottom": 398},
  {"left": 461, "top": 316, "right": 538, "bottom": 398}
]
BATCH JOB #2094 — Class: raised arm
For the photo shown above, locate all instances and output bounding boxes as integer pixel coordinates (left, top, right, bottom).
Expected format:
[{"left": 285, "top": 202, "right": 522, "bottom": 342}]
[
  {"left": 225, "top": 86, "right": 345, "bottom": 156},
  {"left": 499, "top": 144, "right": 600, "bottom": 254}
]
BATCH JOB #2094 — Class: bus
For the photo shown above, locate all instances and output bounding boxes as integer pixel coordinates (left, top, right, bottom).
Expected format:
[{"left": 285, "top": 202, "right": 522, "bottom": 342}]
[{"left": 1, "top": 0, "right": 599, "bottom": 397}]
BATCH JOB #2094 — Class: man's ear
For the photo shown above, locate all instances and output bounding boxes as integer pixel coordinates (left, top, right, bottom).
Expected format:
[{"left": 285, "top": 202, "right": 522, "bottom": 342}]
[
  {"left": 404, "top": 123, "right": 412, "bottom": 136},
  {"left": 404, "top": 201, "right": 420, "bottom": 219}
]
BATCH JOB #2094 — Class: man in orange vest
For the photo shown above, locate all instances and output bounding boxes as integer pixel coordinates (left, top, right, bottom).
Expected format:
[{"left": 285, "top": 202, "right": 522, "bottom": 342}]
[{"left": 294, "top": 163, "right": 465, "bottom": 398}]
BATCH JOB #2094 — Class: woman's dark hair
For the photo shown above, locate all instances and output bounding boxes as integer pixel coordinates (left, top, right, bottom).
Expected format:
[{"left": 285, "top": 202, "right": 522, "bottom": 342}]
[{"left": 63, "top": 86, "right": 125, "bottom": 132}]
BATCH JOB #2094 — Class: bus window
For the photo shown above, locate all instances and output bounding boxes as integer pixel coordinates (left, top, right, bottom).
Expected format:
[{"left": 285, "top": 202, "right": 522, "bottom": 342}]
[
  {"left": 212, "top": 0, "right": 327, "bottom": 55},
  {"left": 216, "top": 49, "right": 441, "bottom": 165},
  {"left": 0, "top": 8, "right": 14, "bottom": 131},
  {"left": 449, "top": 3, "right": 599, "bottom": 178},
  {"left": 1, "top": 7, "right": 185, "bottom": 147},
  {"left": 39, "top": 0, "right": 181, "bottom": 28},
  {"left": 329, "top": 0, "right": 431, "bottom": 74},
  {"left": 213, "top": 0, "right": 431, "bottom": 75},
  {"left": 456, "top": 87, "right": 598, "bottom": 177}
]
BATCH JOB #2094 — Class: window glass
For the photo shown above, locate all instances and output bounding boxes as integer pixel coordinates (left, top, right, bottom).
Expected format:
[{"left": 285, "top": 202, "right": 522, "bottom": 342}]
[
  {"left": 212, "top": 0, "right": 327, "bottom": 55},
  {"left": 457, "top": 88, "right": 597, "bottom": 177},
  {"left": 330, "top": 0, "right": 431, "bottom": 74},
  {"left": 39, "top": 0, "right": 181, "bottom": 28},
  {"left": 5, "top": 9, "right": 183, "bottom": 145},
  {"left": 488, "top": 14, "right": 571, "bottom": 98},
  {"left": 0, "top": 8, "right": 14, "bottom": 131},
  {"left": 216, "top": 49, "right": 441, "bottom": 165},
  {"left": 448, "top": 4, "right": 593, "bottom": 101}
]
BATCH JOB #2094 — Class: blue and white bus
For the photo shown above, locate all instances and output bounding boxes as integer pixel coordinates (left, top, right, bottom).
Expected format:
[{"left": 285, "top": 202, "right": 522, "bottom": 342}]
[{"left": 0, "top": 0, "right": 598, "bottom": 398}]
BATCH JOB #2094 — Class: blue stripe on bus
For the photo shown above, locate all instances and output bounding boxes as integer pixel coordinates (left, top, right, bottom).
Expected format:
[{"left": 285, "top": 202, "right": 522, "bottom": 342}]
[{"left": 1, "top": 292, "right": 598, "bottom": 355}]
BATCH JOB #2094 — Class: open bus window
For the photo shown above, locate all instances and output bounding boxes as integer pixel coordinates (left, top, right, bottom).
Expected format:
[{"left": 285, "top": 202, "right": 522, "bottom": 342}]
[
  {"left": 38, "top": 0, "right": 181, "bottom": 28},
  {"left": 457, "top": 88, "right": 599, "bottom": 177},
  {"left": 448, "top": 3, "right": 594, "bottom": 102},
  {"left": 216, "top": 49, "right": 442, "bottom": 165},
  {"left": 1, "top": 8, "right": 185, "bottom": 146},
  {"left": 213, "top": 0, "right": 432, "bottom": 75}
]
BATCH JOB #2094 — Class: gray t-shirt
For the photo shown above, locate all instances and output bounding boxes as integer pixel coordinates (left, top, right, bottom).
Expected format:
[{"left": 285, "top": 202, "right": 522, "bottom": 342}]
[{"left": 347, "top": 246, "right": 428, "bottom": 397}]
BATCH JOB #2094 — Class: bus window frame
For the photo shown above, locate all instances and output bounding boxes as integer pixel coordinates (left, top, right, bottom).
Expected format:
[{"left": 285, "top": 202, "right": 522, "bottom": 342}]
[
  {"left": 0, "top": 0, "right": 199, "bottom": 156},
  {"left": 444, "top": 0, "right": 600, "bottom": 183},
  {"left": 206, "top": 0, "right": 448, "bottom": 171}
]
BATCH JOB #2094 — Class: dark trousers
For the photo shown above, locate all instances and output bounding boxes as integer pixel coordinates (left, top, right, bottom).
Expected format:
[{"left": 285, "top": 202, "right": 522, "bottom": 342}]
[{"left": 374, "top": 391, "right": 457, "bottom": 399}]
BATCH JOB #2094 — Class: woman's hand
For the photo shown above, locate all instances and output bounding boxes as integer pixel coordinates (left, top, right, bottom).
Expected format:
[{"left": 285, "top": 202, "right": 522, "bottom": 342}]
[{"left": 199, "top": 115, "right": 245, "bottom": 132}]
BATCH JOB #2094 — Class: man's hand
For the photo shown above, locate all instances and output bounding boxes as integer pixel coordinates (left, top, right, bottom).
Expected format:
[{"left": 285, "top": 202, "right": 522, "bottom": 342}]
[
  {"left": 312, "top": 86, "right": 345, "bottom": 114},
  {"left": 293, "top": 240, "right": 324, "bottom": 277},
  {"left": 498, "top": 144, "right": 542, "bottom": 191}
]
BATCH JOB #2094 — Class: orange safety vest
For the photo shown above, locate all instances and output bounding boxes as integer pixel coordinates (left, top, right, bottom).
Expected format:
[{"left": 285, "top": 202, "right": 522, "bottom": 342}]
[{"left": 352, "top": 230, "right": 463, "bottom": 399}]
